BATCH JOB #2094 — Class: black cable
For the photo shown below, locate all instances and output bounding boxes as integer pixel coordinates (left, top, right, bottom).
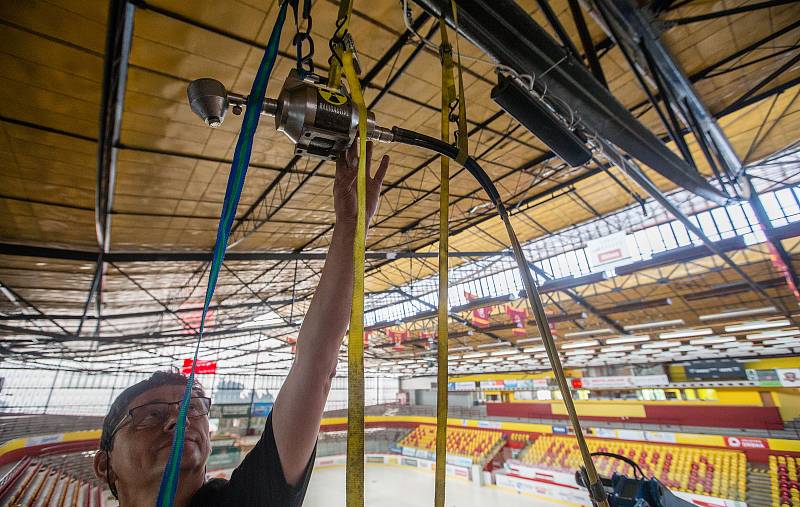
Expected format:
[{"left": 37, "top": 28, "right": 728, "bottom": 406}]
[
  {"left": 391, "top": 125, "right": 608, "bottom": 506},
  {"left": 591, "top": 451, "right": 645, "bottom": 479}
]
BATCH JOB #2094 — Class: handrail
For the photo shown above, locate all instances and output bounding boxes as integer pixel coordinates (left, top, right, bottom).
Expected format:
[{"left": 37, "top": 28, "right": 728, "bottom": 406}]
[
  {"left": 8, "top": 462, "right": 41, "bottom": 505},
  {"left": 0, "top": 455, "right": 31, "bottom": 499},
  {"left": 57, "top": 476, "right": 74, "bottom": 507},
  {"left": 29, "top": 463, "right": 54, "bottom": 505}
]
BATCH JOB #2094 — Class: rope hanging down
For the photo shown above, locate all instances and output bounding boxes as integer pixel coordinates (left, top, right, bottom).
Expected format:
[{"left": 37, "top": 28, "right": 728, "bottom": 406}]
[
  {"left": 155, "top": 3, "right": 290, "bottom": 506},
  {"left": 434, "top": 15, "right": 452, "bottom": 507},
  {"left": 342, "top": 43, "right": 368, "bottom": 507},
  {"left": 435, "top": 4, "right": 466, "bottom": 504}
]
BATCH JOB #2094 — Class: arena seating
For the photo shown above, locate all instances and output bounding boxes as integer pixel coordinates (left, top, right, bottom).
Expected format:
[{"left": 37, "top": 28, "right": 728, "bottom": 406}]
[
  {"left": 518, "top": 435, "right": 746, "bottom": 501},
  {"left": 0, "top": 457, "right": 104, "bottom": 506},
  {"left": 770, "top": 455, "right": 800, "bottom": 506},
  {"left": 399, "top": 425, "right": 504, "bottom": 464},
  {"left": 507, "top": 432, "right": 531, "bottom": 449}
]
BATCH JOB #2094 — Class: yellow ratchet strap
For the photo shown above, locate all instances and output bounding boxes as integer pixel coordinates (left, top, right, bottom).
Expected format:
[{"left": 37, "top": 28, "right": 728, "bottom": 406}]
[
  {"left": 449, "top": 0, "right": 469, "bottom": 164},
  {"left": 342, "top": 47, "right": 367, "bottom": 507},
  {"left": 327, "top": 0, "right": 355, "bottom": 88},
  {"left": 434, "top": 15, "right": 453, "bottom": 507}
]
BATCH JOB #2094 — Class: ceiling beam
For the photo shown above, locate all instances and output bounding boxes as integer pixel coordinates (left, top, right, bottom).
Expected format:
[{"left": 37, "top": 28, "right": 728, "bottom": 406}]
[
  {"left": 80, "top": 0, "right": 135, "bottom": 337},
  {"left": 0, "top": 243, "right": 507, "bottom": 262},
  {"left": 593, "top": 0, "right": 741, "bottom": 184}
]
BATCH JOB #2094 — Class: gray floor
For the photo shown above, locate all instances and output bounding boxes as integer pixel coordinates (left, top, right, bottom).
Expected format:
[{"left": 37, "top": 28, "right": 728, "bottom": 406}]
[{"left": 304, "top": 465, "right": 566, "bottom": 507}]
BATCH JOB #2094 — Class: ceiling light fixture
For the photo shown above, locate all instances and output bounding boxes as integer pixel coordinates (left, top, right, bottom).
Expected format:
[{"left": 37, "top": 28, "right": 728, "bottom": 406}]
[
  {"left": 605, "top": 335, "right": 650, "bottom": 345},
  {"left": 747, "top": 329, "right": 800, "bottom": 340},
  {"left": 600, "top": 345, "right": 635, "bottom": 353},
  {"left": 689, "top": 336, "right": 736, "bottom": 345},
  {"left": 515, "top": 337, "right": 542, "bottom": 344},
  {"left": 564, "top": 328, "right": 612, "bottom": 338},
  {"left": 491, "top": 350, "right": 518, "bottom": 356},
  {"left": 561, "top": 339, "right": 600, "bottom": 349},
  {"left": 523, "top": 346, "right": 546, "bottom": 353},
  {"left": 659, "top": 328, "right": 713, "bottom": 339},
  {"left": 642, "top": 340, "right": 681, "bottom": 349},
  {"left": 624, "top": 319, "right": 684, "bottom": 331},
  {"left": 724, "top": 319, "right": 791, "bottom": 333},
  {"left": 476, "top": 341, "right": 511, "bottom": 349},
  {"left": 462, "top": 352, "right": 488, "bottom": 359},
  {"left": 699, "top": 306, "right": 777, "bottom": 321}
]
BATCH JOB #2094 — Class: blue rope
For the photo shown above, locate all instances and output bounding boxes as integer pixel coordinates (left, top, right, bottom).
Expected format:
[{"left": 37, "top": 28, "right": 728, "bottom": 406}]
[{"left": 154, "top": 3, "right": 289, "bottom": 506}]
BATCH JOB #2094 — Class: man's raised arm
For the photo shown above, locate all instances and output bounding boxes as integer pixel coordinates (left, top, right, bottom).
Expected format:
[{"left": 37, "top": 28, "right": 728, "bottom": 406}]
[{"left": 271, "top": 141, "right": 388, "bottom": 485}]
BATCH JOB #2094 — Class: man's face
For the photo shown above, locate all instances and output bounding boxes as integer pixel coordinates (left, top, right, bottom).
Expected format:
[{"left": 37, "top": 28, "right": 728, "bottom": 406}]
[{"left": 104, "top": 384, "right": 211, "bottom": 491}]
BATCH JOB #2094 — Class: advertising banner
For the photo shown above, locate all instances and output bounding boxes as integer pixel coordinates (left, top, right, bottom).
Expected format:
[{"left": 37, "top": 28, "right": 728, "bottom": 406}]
[
  {"left": 684, "top": 360, "right": 746, "bottom": 380},
  {"left": 446, "top": 454, "right": 474, "bottom": 467},
  {"left": 724, "top": 436, "right": 768, "bottom": 449},
  {"left": 251, "top": 402, "right": 273, "bottom": 417},
  {"left": 777, "top": 368, "right": 800, "bottom": 387},
  {"left": 578, "top": 375, "right": 668, "bottom": 389},
  {"left": 449, "top": 381, "right": 475, "bottom": 391},
  {"left": 644, "top": 431, "right": 676, "bottom": 443},
  {"left": 586, "top": 232, "right": 632, "bottom": 271},
  {"left": 746, "top": 369, "right": 781, "bottom": 386}
]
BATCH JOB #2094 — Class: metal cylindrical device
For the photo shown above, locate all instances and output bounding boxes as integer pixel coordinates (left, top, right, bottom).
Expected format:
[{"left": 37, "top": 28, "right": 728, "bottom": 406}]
[
  {"left": 187, "top": 71, "right": 393, "bottom": 159},
  {"left": 274, "top": 70, "right": 384, "bottom": 159}
]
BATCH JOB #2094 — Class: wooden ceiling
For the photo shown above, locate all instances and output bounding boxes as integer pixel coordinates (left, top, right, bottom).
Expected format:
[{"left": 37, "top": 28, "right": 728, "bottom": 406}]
[{"left": 0, "top": 0, "right": 799, "bottom": 374}]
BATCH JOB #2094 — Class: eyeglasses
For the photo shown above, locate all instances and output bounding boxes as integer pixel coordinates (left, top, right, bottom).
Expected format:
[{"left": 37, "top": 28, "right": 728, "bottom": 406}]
[{"left": 108, "top": 396, "right": 211, "bottom": 445}]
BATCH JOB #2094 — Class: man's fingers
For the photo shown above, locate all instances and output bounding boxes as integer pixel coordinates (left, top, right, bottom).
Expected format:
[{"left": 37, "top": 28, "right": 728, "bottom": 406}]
[
  {"left": 346, "top": 139, "right": 358, "bottom": 169},
  {"left": 365, "top": 141, "right": 374, "bottom": 174},
  {"left": 373, "top": 155, "right": 389, "bottom": 186},
  {"left": 335, "top": 153, "right": 347, "bottom": 178}
]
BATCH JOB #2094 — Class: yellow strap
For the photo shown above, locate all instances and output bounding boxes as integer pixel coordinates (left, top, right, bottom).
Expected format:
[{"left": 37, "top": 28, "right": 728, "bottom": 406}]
[
  {"left": 342, "top": 49, "right": 366, "bottom": 507},
  {"left": 327, "top": 0, "right": 355, "bottom": 88},
  {"left": 435, "top": 15, "right": 452, "bottom": 507},
  {"left": 449, "top": 0, "right": 469, "bottom": 163}
]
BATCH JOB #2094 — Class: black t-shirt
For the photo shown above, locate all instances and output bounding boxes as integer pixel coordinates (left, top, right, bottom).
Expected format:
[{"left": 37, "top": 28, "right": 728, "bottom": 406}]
[{"left": 190, "top": 413, "right": 316, "bottom": 506}]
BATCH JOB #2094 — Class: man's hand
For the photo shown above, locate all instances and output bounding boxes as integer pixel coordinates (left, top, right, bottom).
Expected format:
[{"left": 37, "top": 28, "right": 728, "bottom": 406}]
[{"left": 334, "top": 139, "right": 389, "bottom": 226}]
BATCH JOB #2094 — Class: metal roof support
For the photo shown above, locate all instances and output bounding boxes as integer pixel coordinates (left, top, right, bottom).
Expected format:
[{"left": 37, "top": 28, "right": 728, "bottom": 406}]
[
  {"left": 567, "top": 0, "right": 608, "bottom": 87},
  {"left": 666, "top": 0, "right": 798, "bottom": 26},
  {"left": 744, "top": 176, "right": 800, "bottom": 304},
  {"left": 601, "top": 140, "right": 795, "bottom": 322},
  {"left": 535, "top": 0, "right": 582, "bottom": 60},
  {"left": 720, "top": 52, "right": 800, "bottom": 118},
  {"left": 81, "top": 0, "right": 135, "bottom": 336},
  {"left": 527, "top": 262, "right": 627, "bottom": 334},
  {"left": 0, "top": 243, "right": 506, "bottom": 262},
  {"left": 591, "top": 0, "right": 742, "bottom": 188},
  {"left": 413, "top": 0, "right": 731, "bottom": 205}
]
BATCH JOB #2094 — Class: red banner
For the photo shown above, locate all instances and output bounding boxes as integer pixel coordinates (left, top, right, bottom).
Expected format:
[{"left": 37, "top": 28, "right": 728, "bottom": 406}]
[
  {"left": 465, "top": 291, "right": 492, "bottom": 327},
  {"left": 765, "top": 236, "right": 800, "bottom": 303},
  {"left": 419, "top": 331, "right": 434, "bottom": 349},
  {"left": 288, "top": 337, "right": 297, "bottom": 354},
  {"left": 387, "top": 329, "right": 409, "bottom": 351},
  {"left": 505, "top": 305, "right": 527, "bottom": 337},
  {"left": 181, "top": 359, "right": 217, "bottom": 374}
]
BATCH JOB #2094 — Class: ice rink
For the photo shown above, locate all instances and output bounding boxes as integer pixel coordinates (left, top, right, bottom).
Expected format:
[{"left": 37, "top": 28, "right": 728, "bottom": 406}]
[{"left": 304, "top": 465, "right": 565, "bottom": 507}]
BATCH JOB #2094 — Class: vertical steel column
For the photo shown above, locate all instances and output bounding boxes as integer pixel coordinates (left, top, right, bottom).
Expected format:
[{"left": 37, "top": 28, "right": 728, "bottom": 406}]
[{"left": 84, "top": 0, "right": 135, "bottom": 335}]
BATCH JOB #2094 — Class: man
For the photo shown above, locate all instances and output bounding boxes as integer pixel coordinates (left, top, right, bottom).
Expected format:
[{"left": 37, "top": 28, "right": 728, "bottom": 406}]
[{"left": 94, "top": 142, "right": 389, "bottom": 506}]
